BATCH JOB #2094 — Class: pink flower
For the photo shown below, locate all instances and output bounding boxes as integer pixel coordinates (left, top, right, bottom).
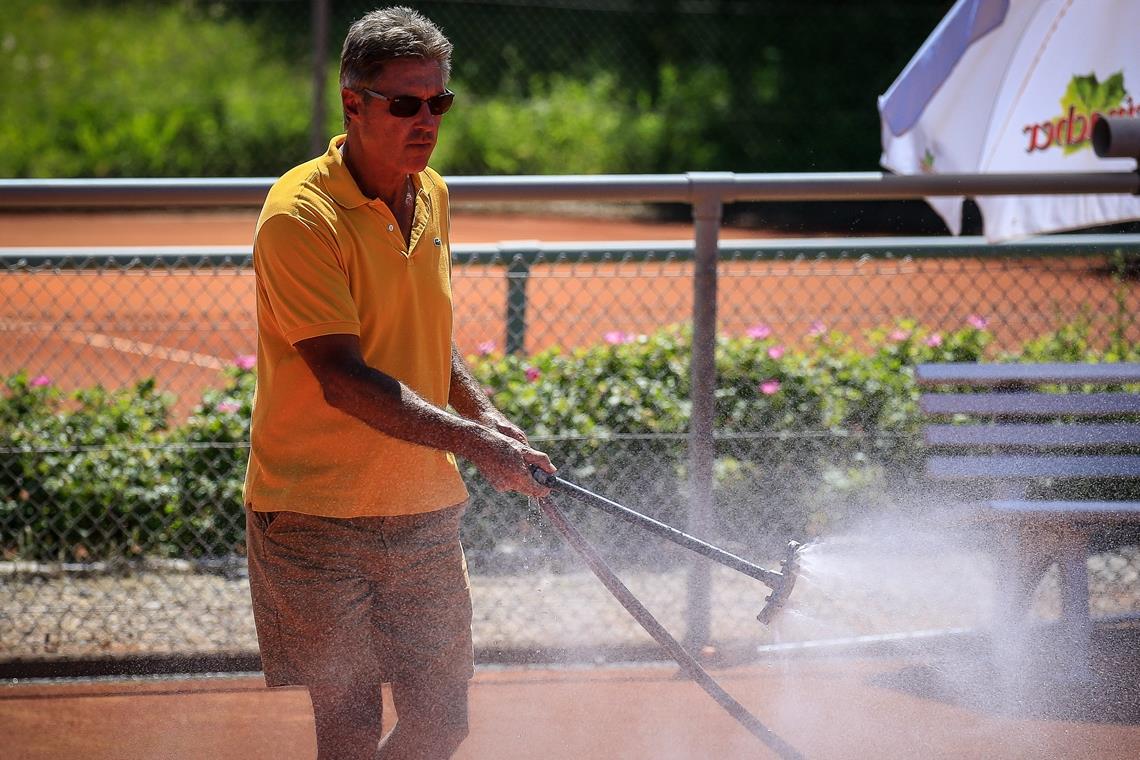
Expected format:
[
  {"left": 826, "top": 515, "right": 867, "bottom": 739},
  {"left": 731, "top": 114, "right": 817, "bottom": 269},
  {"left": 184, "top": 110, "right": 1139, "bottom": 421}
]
[
  {"left": 525, "top": 366, "right": 541, "bottom": 383},
  {"left": 216, "top": 401, "right": 240, "bottom": 414},
  {"left": 477, "top": 340, "right": 496, "bottom": 356},
  {"left": 759, "top": 379, "right": 781, "bottom": 395},
  {"left": 482, "top": 386, "right": 495, "bottom": 397},
  {"left": 234, "top": 354, "right": 256, "bottom": 370},
  {"left": 30, "top": 374, "right": 51, "bottom": 388},
  {"left": 604, "top": 330, "right": 635, "bottom": 345},
  {"left": 807, "top": 320, "right": 827, "bottom": 337},
  {"left": 746, "top": 323, "right": 772, "bottom": 340},
  {"left": 767, "top": 345, "right": 785, "bottom": 360},
  {"left": 967, "top": 314, "right": 988, "bottom": 330},
  {"left": 925, "top": 333, "right": 943, "bottom": 347},
  {"left": 888, "top": 329, "right": 910, "bottom": 342}
]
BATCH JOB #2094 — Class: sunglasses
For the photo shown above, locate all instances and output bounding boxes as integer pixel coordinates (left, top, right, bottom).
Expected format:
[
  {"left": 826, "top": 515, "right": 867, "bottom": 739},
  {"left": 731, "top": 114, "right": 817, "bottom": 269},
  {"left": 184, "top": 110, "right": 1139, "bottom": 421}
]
[{"left": 361, "top": 88, "right": 455, "bottom": 118}]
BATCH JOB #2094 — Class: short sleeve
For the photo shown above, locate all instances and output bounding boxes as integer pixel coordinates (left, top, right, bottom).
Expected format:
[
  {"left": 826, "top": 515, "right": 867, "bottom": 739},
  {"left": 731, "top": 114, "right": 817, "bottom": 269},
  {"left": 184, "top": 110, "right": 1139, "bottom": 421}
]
[{"left": 254, "top": 212, "right": 361, "bottom": 344}]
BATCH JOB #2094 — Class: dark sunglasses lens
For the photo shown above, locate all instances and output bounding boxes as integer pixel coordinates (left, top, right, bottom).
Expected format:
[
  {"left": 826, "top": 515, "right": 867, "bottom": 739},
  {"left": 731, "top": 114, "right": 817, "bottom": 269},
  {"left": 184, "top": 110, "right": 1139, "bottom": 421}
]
[
  {"left": 387, "top": 92, "right": 453, "bottom": 117},
  {"left": 428, "top": 92, "right": 455, "bottom": 115},
  {"left": 388, "top": 97, "right": 423, "bottom": 118}
]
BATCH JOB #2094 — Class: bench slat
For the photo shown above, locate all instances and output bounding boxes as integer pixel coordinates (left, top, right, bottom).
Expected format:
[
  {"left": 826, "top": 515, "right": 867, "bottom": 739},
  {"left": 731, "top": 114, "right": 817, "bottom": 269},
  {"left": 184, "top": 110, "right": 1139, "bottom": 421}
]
[
  {"left": 928, "top": 454, "right": 1140, "bottom": 479},
  {"left": 916, "top": 362, "right": 1140, "bottom": 387},
  {"left": 986, "top": 500, "right": 1140, "bottom": 521},
  {"left": 925, "top": 423, "right": 1140, "bottom": 448},
  {"left": 920, "top": 392, "right": 1140, "bottom": 417}
]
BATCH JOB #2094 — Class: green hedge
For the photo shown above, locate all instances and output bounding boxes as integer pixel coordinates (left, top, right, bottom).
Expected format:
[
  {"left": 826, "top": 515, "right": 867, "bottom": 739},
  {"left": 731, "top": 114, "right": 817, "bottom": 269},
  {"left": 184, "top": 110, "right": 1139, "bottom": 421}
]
[
  {"left": 4, "top": 316, "right": 1135, "bottom": 563},
  {"left": 0, "top": 0, "right": 746, "bottom": 178},
  {"left": 1, "top": 0, "right": 311, "bottom": 178}
]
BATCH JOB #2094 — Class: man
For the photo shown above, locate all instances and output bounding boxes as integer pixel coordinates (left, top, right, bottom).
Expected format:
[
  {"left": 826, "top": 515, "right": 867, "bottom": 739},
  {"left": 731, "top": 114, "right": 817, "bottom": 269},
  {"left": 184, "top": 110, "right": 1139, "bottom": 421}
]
[{"left": 243, "top": 7, "right": 555, "bottom": 759}]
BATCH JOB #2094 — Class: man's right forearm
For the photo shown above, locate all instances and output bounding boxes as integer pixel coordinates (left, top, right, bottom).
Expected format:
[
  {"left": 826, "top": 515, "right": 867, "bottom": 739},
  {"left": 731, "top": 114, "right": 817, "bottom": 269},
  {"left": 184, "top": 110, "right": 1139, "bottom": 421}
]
[{"left": 294, "top": 332, "right": 553, "bottom": 495}]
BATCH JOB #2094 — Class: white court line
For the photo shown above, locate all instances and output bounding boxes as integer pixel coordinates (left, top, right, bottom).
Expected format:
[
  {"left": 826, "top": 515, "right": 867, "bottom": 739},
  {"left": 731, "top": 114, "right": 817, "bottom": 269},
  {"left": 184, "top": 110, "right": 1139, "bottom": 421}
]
[{"left": 8, "top": 323, "right": 230, "bottom": 370}]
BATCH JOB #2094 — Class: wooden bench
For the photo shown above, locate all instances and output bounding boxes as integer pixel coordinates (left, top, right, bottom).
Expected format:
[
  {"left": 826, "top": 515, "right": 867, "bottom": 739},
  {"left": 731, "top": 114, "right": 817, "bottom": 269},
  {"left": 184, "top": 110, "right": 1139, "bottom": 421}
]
[{"left": 916, "top": 362, "right": 1140, "bottom": 661}]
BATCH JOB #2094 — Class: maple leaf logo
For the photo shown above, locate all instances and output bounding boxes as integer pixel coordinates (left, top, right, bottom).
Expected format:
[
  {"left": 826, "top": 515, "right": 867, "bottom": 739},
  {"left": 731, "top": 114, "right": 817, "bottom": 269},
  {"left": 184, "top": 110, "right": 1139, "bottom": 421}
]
[{"left": 1057, "top": 71, "right": 1126, "bottom": 154}]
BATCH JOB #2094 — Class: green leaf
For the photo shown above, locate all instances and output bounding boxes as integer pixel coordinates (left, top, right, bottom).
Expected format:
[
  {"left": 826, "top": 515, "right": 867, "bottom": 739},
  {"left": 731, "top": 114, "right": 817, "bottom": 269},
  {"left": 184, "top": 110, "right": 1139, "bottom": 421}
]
[{"left": 1060, "top": 71, "right": 1126, "bottom": 114}]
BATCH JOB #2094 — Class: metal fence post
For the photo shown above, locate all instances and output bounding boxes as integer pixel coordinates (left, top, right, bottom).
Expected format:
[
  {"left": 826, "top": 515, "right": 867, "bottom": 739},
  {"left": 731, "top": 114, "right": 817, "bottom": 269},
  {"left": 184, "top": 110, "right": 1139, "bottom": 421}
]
[
  {"left": 503, "top": 243, "right": 536, "bottom": 355},
  {"left": 309, "top": 0, "right": 330, "bottom": 158},
  {"left": 685, "top": 172, "right": 731, "bottom": 650}
]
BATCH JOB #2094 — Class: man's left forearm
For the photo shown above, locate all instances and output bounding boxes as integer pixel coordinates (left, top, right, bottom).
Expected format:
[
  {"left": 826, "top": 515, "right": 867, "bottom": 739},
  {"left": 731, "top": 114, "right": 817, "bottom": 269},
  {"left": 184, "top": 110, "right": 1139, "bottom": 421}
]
[
  {"left": 449, "top": 343, "right": 499, "bottom": 422},
  {"left": 449, "top": 343, "right": 529, "bottom": 443}
]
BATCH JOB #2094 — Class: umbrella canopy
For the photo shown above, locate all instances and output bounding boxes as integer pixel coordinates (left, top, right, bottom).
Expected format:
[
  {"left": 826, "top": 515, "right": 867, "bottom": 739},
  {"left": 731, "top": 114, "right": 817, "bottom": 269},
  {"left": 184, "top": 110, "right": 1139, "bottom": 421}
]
[{"left": 879, "top": 0, "right": 1140, "bottom": 241}]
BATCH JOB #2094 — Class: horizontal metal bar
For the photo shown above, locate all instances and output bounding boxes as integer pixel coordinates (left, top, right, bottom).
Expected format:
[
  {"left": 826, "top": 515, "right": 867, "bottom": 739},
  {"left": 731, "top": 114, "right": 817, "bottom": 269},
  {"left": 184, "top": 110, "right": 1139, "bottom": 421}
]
[
  {"left": 920, "top": 393, "right": 1140, "bottom": 417},
  {"left": 726, "top": 171, "right": 1140, "bottom": 201},
  {"left": 4, "top": 233, "right": 1139, "bottom": 269},
  {"left": 1, "top": 170, "right": 1136, "bottom": 209},
  {"left": 928, "top": 454, "right": 1140, "bottom": 479},
  {"left": 448, "top": 174, "right": 693, "bottom": 202},
  {"left": 917, "top": 362, "right": 1140, "bottom": 386},
  {"left": 925, "top": 423, "right": 1140, "bottom": 448},
  {"left": 0, "top": 178, "right": 277, "bottom": 208},
  {"left": 986, "top": 500, "right": 1140, "bottom": 521},
  {"left": 0, "top": 246, "right": 254, "bottom": 269}
]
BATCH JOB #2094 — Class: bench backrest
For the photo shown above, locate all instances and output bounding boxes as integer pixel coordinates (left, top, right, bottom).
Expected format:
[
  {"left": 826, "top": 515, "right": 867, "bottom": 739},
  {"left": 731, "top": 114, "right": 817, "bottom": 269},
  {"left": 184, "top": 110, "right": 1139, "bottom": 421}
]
[{"left": 916, "top": 362, "right": 1140, "bottom": 485}]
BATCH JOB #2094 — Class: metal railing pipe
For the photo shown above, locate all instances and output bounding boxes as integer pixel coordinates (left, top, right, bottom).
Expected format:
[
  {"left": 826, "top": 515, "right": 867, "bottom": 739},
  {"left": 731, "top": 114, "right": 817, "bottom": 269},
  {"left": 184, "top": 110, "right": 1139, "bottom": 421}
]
[
  {"left": 447, "top": 174, "right": 692, "bottom": 203},
  {"left": 724, "top": 171, "right": 1140, "bottom": 201},
  {"left": 6, "top": 234, "right": 1140, "bottom": 269},
  {"left": 2, "top": 170, "right": 1138, "bottom": 209},
  {"left": 0, "top": 178, "right": 276, "bottom": 208}
]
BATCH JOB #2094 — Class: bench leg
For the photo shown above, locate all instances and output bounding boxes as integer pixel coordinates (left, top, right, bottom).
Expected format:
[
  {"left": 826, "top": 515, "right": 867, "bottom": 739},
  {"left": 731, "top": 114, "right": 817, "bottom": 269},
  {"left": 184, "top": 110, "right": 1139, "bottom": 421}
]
[
  {"left": 991, "top": 524, "right": 1093, "bottom": 683},
  {"left": 990, "top": 528, "right": 1042, "bottom": 679},
  {"left": 1056, "top": 527, "right": 1092, "bottom": 673},
  {"left": 988, "top": 523, "right": 1060, "bottom": 689}
]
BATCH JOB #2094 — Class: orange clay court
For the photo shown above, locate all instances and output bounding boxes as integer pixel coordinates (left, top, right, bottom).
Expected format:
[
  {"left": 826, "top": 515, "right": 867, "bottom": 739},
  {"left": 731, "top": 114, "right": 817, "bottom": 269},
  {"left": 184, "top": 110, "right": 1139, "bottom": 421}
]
[
  {"left": 2, "top": 210, "right": 1139, "bottom": 758},
  {"left": 4, "top": 652, "right": 1140, "bottom": 760},
  {"left": 0, "top": 209, "right": 1126, "bottom": 404}
]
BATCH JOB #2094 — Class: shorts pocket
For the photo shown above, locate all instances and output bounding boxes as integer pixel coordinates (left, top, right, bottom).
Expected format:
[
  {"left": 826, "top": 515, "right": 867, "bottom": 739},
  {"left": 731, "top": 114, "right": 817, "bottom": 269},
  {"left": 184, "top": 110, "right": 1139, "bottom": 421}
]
[{"left": 248, "top": 507, "right": 279, "bottom": 535}]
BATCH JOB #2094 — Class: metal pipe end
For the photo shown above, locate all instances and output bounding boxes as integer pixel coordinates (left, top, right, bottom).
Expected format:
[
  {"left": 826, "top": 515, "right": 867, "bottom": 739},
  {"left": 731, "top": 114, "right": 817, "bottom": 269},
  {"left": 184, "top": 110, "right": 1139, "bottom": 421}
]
[
  {"left": 755, "top": 540, "right": 802, "bottom": 625},
  {"left": 529, "top": 464, "right": 559, "bottom": 488}
]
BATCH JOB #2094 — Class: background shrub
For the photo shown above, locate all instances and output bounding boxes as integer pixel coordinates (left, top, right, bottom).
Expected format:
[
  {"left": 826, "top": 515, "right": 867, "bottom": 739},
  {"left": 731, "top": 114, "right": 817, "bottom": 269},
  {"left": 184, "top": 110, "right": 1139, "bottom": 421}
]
[
  {"left": 3, "top": 318, "right": 1134, "bottom": 564},
  {"left": 1, "top": 0, "right": 310, "bottom": 178},
  {"left": 1, "top": 0, "right": 950, "bottom": 178}
]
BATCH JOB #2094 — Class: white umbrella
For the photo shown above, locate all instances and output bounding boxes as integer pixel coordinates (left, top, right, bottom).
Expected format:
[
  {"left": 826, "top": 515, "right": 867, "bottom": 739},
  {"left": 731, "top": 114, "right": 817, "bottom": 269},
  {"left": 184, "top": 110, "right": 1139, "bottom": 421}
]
[{"left": 879, "top": 0, "right": 1140, "bottom": 241}]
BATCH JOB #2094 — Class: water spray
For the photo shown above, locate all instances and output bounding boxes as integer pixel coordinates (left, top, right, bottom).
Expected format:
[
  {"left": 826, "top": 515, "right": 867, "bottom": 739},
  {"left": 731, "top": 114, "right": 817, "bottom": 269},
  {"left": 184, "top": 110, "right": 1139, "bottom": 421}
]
[{"left": 530, "top": 466, "right": 805, "bottom": 759}]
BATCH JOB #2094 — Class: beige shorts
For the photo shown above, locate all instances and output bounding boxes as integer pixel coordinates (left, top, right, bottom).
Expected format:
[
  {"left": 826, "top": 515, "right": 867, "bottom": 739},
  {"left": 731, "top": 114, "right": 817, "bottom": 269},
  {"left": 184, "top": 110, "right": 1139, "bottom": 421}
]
[{"left": 246, "top": 502, "right": 474, "bottom": 695}]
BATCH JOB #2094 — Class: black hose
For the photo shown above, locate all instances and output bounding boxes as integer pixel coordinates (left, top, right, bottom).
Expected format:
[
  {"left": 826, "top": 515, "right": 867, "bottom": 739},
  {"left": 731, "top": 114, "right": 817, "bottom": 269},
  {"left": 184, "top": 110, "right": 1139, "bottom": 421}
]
[{"left": 534, "top": 496, "right": 804, "bottom": 760}]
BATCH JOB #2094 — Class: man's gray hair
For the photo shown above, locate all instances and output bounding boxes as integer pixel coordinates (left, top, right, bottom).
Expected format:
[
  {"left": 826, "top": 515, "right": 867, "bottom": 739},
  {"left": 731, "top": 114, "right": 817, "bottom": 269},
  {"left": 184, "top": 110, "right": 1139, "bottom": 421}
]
[{"left": 339, "top": 6, "right": 453, "bottom": 91}]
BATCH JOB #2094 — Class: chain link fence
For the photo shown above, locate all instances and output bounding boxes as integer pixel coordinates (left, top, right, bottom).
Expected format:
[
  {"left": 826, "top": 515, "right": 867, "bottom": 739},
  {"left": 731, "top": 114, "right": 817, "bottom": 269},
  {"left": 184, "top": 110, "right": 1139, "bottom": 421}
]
[{"left": 3, "top": 232, "right": 1139, "bottom": 670}]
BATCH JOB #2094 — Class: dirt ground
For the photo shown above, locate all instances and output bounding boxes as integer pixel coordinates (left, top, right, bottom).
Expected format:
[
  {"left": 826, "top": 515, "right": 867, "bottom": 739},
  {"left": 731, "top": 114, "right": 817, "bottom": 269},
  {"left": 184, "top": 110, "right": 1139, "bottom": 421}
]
[
  {"left": 3, "top": 208, "right": 1128, "bottom": 406},
  {"left": 0, "top": 207, "right": 766, "bottom": 247},
  {"left": 4, "top": 210, "right": 1139, "bottom": 758},
  {"left": 3, "top": 640, "right": 1140, "bottom": 760}
]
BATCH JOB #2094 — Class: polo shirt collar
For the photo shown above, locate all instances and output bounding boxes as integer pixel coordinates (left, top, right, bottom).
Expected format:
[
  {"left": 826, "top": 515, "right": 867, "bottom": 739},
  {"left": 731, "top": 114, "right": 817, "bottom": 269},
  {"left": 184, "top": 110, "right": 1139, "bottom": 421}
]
[
  {"left": 320, "top": 135, "right": 432, "bottom": 211},
  {"left": 321, "top": 135, "right": 370, "bottom": 209}
]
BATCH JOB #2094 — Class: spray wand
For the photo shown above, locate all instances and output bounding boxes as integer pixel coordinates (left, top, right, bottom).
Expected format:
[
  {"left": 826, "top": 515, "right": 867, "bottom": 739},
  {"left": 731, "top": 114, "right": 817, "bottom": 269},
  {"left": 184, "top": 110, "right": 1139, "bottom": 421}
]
[
  {"left": 530, "top": 467, "right": 802, "bottom": 624},
  {"left": 530, "top": 467, "right": 804, "bottom": 760}
]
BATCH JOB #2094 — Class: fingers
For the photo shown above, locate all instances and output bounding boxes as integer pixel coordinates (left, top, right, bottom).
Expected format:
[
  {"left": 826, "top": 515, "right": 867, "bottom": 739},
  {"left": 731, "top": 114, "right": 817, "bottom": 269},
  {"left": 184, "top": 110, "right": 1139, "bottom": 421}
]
[
  {"left": 494, "top": 443, "right": 551, "bottom": 498},
  {"left": 495, "top": 420, "right": 529, "bottom": 445},
  {"left": 521, "top": 448, "right": 555, "bottom": 475},
  {"left": 477, "top": 412, "right": 528, "bottom": 444},
  {"left": 476, "top": 436, "right": 555, "bottom": 498}
]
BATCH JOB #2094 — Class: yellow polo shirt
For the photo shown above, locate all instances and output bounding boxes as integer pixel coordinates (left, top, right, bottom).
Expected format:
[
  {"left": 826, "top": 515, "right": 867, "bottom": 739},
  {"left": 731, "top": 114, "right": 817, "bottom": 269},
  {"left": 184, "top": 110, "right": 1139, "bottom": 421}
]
[{"left": 243, "top": 135, "right": 469, "bottom": 517}]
